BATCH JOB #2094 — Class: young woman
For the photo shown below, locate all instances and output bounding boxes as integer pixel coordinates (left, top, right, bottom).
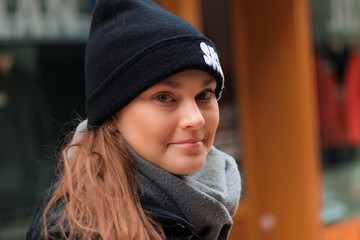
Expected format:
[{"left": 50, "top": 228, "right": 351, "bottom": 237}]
[{"left": 26, "top": 0, "right": 241, "bottom": 239}]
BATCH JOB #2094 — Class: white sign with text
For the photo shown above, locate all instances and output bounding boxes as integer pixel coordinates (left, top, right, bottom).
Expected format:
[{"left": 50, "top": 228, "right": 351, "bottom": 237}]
[{"left": 0, "top": 0, "right": 92, "bottom": 40}]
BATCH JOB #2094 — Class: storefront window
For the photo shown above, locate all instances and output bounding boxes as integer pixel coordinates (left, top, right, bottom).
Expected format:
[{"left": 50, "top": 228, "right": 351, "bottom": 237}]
[{"left": 312, "top": 0, "right": 360, "bottom": 224}]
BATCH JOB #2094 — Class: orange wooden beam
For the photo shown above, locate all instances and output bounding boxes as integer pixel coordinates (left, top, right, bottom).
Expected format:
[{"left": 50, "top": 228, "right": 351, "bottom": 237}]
[
  {"left": 156, "top": 0, "right": 203, "bottom": 32},
  {"left": 320, "top": 218, "right": 360, "bottom": 240},
  {"left": 229, "top": 0, "right": 321, "bottom": 239}
]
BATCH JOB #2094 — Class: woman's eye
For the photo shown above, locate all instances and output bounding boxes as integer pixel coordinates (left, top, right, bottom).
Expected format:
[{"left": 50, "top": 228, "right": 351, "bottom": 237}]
[
  {"left": 196, "top": 90, "right": 214, "bottom": 100},
  {"left": 155, "top": 93, "right": 174, "bottom": 103}
]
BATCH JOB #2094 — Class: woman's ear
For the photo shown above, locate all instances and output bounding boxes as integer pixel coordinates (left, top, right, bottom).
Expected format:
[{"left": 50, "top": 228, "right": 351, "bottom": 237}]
[
  {"left": 108, "top": 113, "right": 120, "bottom": 132},
  {"left": 112, "top": 111, "right": 122, "bottom": 122}
]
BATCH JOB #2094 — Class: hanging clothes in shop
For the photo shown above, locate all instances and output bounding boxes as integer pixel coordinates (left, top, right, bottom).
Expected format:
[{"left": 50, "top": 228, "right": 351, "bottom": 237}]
[
  {"left": 344, "top": 51, "right": 360, "bottom": 147},
  {"left": 315, "top": 54, "right": 346, "bottom": 148},
  {"left": 315, "top": 42, "right": 360, "bottom": 165}
]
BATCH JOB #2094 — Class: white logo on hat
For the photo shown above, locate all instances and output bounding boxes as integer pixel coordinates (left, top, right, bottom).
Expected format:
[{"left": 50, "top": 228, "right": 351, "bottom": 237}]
[{"left": 200, "top": 42, "right": 224, "bottom": 79}]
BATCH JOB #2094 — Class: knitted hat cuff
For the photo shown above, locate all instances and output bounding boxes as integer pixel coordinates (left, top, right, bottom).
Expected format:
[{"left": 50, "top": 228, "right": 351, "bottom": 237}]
[{"left": 86, "top": 36, "right": 224, "bottom": 126}]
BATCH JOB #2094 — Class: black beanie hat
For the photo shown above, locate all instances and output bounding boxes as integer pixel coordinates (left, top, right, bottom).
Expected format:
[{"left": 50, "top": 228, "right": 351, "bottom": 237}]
[{"left": 85, "top": 0, "right": 225, "bottom": 127}]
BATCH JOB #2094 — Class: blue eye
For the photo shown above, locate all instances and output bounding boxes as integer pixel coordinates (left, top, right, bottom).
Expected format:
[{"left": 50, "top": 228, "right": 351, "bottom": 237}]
[
  {"left": 155, "top": 93, "right": 174, "bottom": 103},
  {"left": 196, "top": 90, "right": 214, "bottom": 100}
]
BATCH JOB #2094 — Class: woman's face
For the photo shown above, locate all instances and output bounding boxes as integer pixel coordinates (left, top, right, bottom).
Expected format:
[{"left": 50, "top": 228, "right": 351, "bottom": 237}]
[{"left": 113, "top": 70, "right": 219, "bottom": 175}]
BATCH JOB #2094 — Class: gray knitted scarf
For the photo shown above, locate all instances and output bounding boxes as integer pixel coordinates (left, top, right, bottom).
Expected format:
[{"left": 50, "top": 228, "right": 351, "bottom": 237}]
[
  {"left": 130, "top": 146, "right": 241, "bottom": 240},
  {"left": 71, "top": 120, "right": 241, "bottom": 239}
]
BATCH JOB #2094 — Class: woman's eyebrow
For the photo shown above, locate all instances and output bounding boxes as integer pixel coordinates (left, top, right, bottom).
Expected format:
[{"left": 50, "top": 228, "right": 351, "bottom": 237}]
[
  {"left": 203, "top": 77, "right": 216, "bottom": 87},
  {"left": 159, "top": 77, "right": 216, "bottom": 89},
  {"left": 159, "top": 80, "right": 181, "bottom": 89}
]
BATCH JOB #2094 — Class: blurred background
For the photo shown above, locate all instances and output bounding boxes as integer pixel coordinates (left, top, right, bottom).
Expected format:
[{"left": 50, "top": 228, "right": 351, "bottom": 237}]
[
  {"left": 313, "top": 0, "right": 360, "bottom": 225},
  {"left": 1, "top": 0, "right": 360, "bottom": 239},
  {"left": 0, "top": 1, "right": 93, "bottom": 239}
]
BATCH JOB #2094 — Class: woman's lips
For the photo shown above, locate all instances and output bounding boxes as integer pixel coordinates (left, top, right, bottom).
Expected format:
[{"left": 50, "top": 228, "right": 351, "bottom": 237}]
[{"left": 170, "top": 138, "right": 203, "bottom": 149}]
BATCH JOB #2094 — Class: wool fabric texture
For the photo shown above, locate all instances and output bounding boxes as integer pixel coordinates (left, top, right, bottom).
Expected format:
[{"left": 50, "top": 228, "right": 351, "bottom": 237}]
[
  {"left": 85, "top": 0, "right": 225, "bottom": 127},
  {"left": 130, "top": 146, "right": 241, "bottom": 240}
]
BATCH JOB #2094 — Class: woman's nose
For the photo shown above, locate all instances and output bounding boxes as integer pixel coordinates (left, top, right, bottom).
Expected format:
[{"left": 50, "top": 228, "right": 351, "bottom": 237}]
[{"left": 179, "top": 101, "right": 205, "bottom": 129}]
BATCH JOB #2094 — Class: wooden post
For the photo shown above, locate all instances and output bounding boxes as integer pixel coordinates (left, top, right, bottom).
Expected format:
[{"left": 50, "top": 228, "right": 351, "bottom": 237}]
[
  {"left": 156, "top": 0, "right": 203, "bottom": 32},
  {"left": 229, "top": 0, "right": 321, "bottom": 239}
]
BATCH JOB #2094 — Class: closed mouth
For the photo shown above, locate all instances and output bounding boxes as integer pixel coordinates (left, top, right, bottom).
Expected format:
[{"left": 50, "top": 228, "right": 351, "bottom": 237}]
[
  {"left": 171, "top": 137, "right": 203, "bottom": 145},
  {"left": 168, "top": 138, "right": 204, "bottom": 150}
]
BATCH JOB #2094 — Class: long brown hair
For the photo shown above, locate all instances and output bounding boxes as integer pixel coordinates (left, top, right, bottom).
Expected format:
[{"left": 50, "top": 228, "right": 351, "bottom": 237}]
[{"left": 42, "top": 122, "right": 164, "bottom": 239}]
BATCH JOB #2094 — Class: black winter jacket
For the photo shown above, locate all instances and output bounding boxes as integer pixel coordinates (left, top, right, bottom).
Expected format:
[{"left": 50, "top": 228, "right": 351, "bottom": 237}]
[{"left": 26, "top": 188, "right": 200, "bottom": 240}]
